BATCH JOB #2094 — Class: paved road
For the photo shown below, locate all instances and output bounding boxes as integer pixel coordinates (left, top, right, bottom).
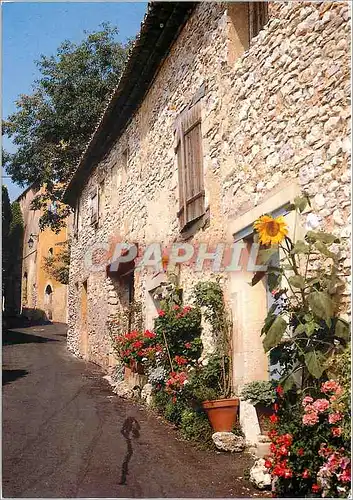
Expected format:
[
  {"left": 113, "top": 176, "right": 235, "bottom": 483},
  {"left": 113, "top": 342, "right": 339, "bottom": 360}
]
[{"left": 3, "top": 323, "right": 258, "bottom": 498}]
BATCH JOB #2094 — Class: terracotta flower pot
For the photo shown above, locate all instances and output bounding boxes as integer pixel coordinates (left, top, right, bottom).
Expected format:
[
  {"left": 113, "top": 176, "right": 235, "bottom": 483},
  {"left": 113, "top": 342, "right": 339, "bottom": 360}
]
[
  {"left": 202, "top": 398, "right": 239, "bottom": 432},
  {"left": 129, "top": 359, "right": 145, "bottom": 375},
  {"left": 255, "top": 403, "right": 273, "bottom": 435}
]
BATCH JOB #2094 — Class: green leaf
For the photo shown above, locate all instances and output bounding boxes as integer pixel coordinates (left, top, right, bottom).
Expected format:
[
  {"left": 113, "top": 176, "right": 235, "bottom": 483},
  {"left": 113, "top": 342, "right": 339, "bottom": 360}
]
[
  {"left": 314, "top": 241, "right": 337, "bottom": 259},
  {"left": 305, "top": 321, "right": 319, "bottom": 337},
  {"left": 288, "top": 275, "right": 306, "bottom": 289},
  {"left": 251, "top": 271, "right": 265, "bottom": 287},
  {"left": 281, "top": 374, "right": 296, "bottom": 393},
  {"left": 268, "top": 272, "right": 281, "bottom": 292},
  {"left": 308, "top": 291, "right": 334, "bottom": 321},
  {"left": 304, "top": 350, "right": 327, "bottom": 378},
  {"left": 306, "top": 231, "right": 340, "bottom": 245},
  {"left": 258, "top": 247, "right": 278, "bottom": 265},
  {"left": 294, "top": 324, "right": 306, "bottom": 335},
  {"left": 294, "top": 196, "right": 308, "bottom": 213},
  {"left": 335, "top": 318, "right": 350, "bottom": 340},
  {"left": 263, "top": 316, "right": 287, "bottom": 352},
  {"left": 291, "top": 241, "right": 310, "bottom": 254}
]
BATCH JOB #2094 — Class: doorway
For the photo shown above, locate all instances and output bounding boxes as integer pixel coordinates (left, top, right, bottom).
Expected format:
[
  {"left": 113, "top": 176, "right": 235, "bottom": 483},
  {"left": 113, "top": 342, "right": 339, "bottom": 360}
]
[
  {"left": 44, "top": 284, "right": 53, "bottom": 320},
  {"left": 80, "top": 281, "right": 88, "bottom": 359}
]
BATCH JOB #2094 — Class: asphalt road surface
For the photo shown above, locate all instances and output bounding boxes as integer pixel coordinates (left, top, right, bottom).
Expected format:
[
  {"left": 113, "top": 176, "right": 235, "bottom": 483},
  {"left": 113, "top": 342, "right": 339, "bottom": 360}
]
[{"left": 3, "top": 323, "right": 259, "bottom": 498}]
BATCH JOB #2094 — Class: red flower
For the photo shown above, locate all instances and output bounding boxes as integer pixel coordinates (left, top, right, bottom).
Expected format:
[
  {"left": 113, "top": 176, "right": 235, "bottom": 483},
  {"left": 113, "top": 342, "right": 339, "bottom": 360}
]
[
  {"left": 283, "top": 468, "right": 292, "bottom": 479},
  {"left": 158, "top": 310, "right": 166, "bottom": 317},
  {"left": 132, "top": 340, "right": 143, "bottom": 349},
  {"left": 312, "top": 484, "right": 321, "bottom": 493},
  {"left": 183, "top": 306, "right": 192, "bottom": 313},
  {"left": 273, "top": 403, "right": 279, "bottom": 412},
  {"left": 172, "top": 305, "right": 180, "bottom": 310},
  {"left": 144, "top": 330, "right": 156, "bottom": 339},
  {"left": 175, "top": 355, "right": 187, "bottom": 366},
  {"left": 297, "top": 448, "right": 304, "bottom": 456},
  {"left": 302, "top": 469, "right": 310, "bottom": 479},
  {"left": 276, "top": 385, "right": 284, "bottom": 397},
  {"left": 269, "top": 414, "right": 279, "bottom": 424},
  {"left": 185, "top": 342, "right": 192, "bottom": 349},
  {"left": 264, "top": 459, "right": 272, "bottom": 469}
]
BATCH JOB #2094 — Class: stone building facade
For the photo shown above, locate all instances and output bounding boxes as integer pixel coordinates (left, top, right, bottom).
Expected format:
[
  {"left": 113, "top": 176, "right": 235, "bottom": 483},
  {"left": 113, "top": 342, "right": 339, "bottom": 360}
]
[
  {"left": 18, "top": 184, "right": 70, "bottom": 323},
  {"left": 64, "top": 2, "right": 351, "bottom": 391}
]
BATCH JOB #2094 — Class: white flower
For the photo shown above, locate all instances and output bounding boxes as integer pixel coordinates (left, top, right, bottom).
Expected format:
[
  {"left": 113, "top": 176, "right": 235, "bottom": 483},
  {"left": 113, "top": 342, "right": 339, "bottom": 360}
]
[
  {"left": 183, "top": 380, "right": 189, "bottom": 385},
  {"left": 305, "top": 213, "right": 320, "bottom": 230},
  {"left": 142, "top": 357, "right": 148, "bottom": 362}
]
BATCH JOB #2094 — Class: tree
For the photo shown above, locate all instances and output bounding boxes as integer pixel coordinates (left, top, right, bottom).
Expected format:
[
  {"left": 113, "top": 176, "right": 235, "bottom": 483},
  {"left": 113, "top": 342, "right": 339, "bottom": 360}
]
[
  {"left": 3, "top": 23, "right": 131, "bottom": 232},
  {"left": 4, "top": 201, "right": 24, "bottom": 315},
  {"left": 2, "top": 185, "right": 12, "bottom": 295}
]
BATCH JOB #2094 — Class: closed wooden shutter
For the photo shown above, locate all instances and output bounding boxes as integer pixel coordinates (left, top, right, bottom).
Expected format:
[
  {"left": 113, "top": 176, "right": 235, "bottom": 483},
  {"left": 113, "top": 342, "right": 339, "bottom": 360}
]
[
  {"left": 249, "top": 2, "right": 269, "bottom": 42},
  {"left": 176, "top": 101, "right": 205, "bottom": 230},
  {"left": 90, "top": 187, "right": 99, "bottom": 225}
]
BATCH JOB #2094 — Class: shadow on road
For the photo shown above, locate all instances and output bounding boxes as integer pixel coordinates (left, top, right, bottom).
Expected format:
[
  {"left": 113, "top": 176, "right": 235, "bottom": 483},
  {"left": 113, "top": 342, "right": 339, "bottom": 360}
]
[
  {"left": 3, "top": 330, "right": 59, "bottom": 346},
  {"left": 2, "top": 369, "right": 29, "bottom": 386},
  {"left": 119, "top": 416, "right": 140, "bottom": 485}
]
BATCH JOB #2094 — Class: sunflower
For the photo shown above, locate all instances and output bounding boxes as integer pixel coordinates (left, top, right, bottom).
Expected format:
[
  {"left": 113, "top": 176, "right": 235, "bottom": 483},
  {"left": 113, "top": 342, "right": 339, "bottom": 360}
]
[{"left": 253, "top": 215, "right": 288, "bottom": 245}]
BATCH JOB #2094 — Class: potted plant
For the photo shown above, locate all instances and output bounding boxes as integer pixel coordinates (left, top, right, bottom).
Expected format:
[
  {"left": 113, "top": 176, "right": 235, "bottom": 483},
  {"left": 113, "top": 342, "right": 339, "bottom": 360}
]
[
  {"left": 192, "top": 281, "right": 239, "bottom": 432},
  {"left": 240, "top": 380, "right": 276, "bottom": 434}
]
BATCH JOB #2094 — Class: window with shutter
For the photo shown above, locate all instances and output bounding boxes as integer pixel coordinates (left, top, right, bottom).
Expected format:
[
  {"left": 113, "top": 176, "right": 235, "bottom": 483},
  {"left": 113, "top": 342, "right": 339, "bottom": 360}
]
[
  {"left": 175, "top": 102, "right": 205, "bottom": 230},
  {"left": 249, "top": 2, "right": 269, "bottom": 42},
  {"left": 90, "top": 187, "right": 99, "bottom": 226}
]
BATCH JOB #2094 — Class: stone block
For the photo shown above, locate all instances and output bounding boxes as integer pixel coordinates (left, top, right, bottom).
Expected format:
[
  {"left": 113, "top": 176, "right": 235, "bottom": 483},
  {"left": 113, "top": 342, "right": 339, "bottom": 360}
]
[{"left": 212, "top": 432, "right": 245, "bottom": 452}]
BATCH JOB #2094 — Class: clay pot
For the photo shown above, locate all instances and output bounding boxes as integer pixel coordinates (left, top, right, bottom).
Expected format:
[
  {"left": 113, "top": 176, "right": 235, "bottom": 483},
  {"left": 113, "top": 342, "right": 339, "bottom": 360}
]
[
  {"left": 129, "top": 359, "right": 145, "bottom": 375},
  {"left": 255, "top": 403, "right": 273, "bottom": 435},
  {"left": 202, "top": 398, "right": 239, "bottom": 432}
]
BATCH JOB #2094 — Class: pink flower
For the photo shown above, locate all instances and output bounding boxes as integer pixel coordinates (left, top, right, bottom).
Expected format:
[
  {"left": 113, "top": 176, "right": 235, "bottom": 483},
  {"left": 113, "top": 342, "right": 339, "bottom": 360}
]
[
  {"left": 185, "top": 342, "right": 192, "bottom": 349},
  {"left": 157, "top": 310, "right": 166, "bottom": 317},
  {"left": 328, "top": 412, "right": 343, "bottom": 424},
  {"left": 313, "top": 398, "right": 330, "bottom": 413},
  {"left": 331, "top": 427, "right": 342, "bottom": 437},
  {"left": 338, "top": 468, "right": 351, "bottom": 483},
  {"left": 302, "top": 395, "right": 314, "bottom": 406},
  {"left": 321, "top": 380, "right": 341, "bottom": 394},
  {"left": 303, "top": 411, "right": 319, "bottom": 426},
  {"left": 304, "top": 404, "right": 317, "bottom": 413},
  {"left": 330, "top": 395, "right": 337, "bottom": 402}
]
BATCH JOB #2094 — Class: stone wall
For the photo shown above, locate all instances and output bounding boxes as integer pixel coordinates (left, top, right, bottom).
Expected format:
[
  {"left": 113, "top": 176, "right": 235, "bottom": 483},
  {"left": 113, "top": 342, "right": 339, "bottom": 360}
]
[{"left": 67, "top": 2, "right": 351, "bottom": 383}]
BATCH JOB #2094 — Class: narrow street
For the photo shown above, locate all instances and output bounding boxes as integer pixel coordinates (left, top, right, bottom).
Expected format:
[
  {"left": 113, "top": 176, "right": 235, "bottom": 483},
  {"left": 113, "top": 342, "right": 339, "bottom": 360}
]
[{"left": 3, "top": 323, "right": 257, "bottom": 498}]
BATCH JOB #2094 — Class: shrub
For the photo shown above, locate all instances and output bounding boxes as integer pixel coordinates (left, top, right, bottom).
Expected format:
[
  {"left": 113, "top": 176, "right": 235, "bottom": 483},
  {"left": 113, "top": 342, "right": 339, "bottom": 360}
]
[
  {"left": 180, "top": 408, "right": 213, "bottom": 446},
  {"left": 240, "top": 380, "right": 276, "bottom": 406}
]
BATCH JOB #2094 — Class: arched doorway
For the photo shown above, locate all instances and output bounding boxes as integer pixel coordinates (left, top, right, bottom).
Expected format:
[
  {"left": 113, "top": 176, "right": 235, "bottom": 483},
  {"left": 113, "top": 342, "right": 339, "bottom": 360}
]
[{"left": 44, "top": 284, "right": 53, "bottom": 321}]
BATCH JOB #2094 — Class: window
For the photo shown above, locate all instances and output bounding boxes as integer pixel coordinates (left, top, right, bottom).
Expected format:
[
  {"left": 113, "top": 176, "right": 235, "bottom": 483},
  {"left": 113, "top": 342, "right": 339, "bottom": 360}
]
[
  {"left": 90, "top": 188, "right": 99, "bottom": 226},
  {"left": 48, "top": 247, "right": 53, "bottom": 256},
  {"left": 249, "top": 2, "right": 269, "bottom": 42},
  {"left": 175, "top": 102, "right": 205, "bottom": 230},
  {"left": 227, "top": 2, "right": 269, "bottom": 65},
  {"left": 98, "top": 179, "right": 105, "bottom": 224},
  {"left": 122, "top": 147, "right": 129, "bottom": 171}
]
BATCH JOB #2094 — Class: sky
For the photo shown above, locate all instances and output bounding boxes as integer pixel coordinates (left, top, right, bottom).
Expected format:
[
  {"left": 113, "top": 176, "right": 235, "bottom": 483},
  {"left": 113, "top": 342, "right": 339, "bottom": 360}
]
[{"left": 2, "top": 1, "right": 148, "bottom": 201}]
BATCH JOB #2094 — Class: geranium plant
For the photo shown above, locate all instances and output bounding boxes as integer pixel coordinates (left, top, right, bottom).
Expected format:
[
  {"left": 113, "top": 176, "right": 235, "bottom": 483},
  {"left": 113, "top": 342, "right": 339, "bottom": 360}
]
[
  {"left": 112, "top": 329, "right": 162, "bottom": 366},
  {"left": 265, "top": 380, "right": 350, "bottom": 497}
]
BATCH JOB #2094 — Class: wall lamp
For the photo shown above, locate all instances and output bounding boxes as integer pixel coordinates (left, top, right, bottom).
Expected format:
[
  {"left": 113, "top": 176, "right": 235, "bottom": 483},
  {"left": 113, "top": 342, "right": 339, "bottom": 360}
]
[{"left": 28, "top": 234, "right": 39, "bottom": 250}]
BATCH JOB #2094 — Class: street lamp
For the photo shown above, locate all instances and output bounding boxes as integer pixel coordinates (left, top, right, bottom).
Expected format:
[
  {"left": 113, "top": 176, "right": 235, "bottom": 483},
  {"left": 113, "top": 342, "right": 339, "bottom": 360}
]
[{"left": 28, "top": 234, "right": 39, "bottom": 249}]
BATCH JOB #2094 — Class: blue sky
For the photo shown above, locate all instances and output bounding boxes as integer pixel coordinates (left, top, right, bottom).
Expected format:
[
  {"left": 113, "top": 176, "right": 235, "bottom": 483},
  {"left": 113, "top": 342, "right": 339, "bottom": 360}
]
[{"left": 2, "top": 2, "right": 147, "bottom": 200}]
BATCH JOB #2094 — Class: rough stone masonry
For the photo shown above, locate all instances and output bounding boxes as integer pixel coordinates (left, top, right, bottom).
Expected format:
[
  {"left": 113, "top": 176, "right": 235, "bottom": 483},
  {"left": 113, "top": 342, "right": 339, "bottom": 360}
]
[{"left": 67, "top": 2, "right": 351, "bottom": 384}]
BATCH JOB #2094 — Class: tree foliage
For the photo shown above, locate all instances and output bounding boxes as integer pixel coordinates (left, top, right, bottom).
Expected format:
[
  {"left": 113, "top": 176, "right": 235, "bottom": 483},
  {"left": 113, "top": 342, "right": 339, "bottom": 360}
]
[
  {"left": 3, "top": 23, "right": 131, "bottom": 231},
  {"left": 2, "top": 186, "right": 12, "bottom": 292},
  {"left": 42, "top": 240, "right": 71, "bottom": 285}
]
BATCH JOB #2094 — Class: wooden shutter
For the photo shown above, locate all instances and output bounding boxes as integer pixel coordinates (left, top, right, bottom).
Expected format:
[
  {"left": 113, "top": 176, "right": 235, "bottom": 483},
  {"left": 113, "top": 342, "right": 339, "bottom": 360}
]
[
  {"left": 176, "top": 101, "right": 205, "bottom": 230},
  {"left": 249, "top": 2, "right": 269, "bottom": 42},
  {"left": 90, "top": 187, "right": 99, "bottom": 225}
]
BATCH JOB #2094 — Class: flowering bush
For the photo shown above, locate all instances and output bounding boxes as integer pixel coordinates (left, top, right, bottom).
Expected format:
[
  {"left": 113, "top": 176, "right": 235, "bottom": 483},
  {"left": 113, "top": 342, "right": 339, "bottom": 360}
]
[
  {"left": 154, "top": 304, "right": 202, "bottom": 366},
  {"left": 265, "top": 381, "right": 350, "bottom": 497},
  {"left": 112, "top": 329, "right": 163, "bottom": 365},
  {"left": 165, "top": 371, "right": 188, "bottom": 400}
]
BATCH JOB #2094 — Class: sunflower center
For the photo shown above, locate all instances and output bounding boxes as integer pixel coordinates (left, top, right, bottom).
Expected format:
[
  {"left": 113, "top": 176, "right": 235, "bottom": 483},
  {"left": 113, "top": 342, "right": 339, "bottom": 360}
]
[{"left": 266, "top": 221, "right": 280, "bottom": 237}]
